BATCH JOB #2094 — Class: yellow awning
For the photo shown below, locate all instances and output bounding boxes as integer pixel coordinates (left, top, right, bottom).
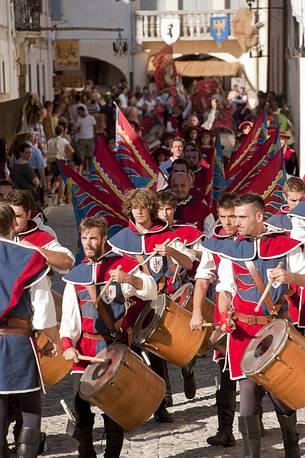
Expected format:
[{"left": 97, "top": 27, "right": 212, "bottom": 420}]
[{"left": 148, "top": 59, "right": 240, "bottom": 77}]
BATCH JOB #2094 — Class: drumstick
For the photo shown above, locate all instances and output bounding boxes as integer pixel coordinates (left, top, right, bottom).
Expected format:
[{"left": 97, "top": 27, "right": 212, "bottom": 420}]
[
  {"left": 60, "top": 399, "right": 76, "bottom": 423},
  {"left": 172, "top": 239, "right": 187, "bottom": 284},
  {"left": 254, "top": 261, "right": 284, "bottom": 312},
  {"left": 201, "top": 322, "right": 214, "bottom": 328},
  {"left": 78, "top": 354, "right": 110, "bottom": 364}
]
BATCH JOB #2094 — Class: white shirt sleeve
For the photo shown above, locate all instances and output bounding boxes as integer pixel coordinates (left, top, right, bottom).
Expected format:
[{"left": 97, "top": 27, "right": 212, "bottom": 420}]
[
  {"left": 31, "top": 276, "right": 57, "bottom": 329},
  {"left": 195, "top": 249, "right": 216, "bottom": 282},
  {"left": 59, "top": 282, "right": 82, "bottom": 344},
  {"left": 44, "top": 239, "right": 75, "bottom": 273},
  {"left": 121, "top": 270, "right": 158, "bottom": 301},
  {"left": 287, "top": 247, "right": 305, "bottom": 274},
  {"left": 215, "top": 258, "right": 237, "bottom": 295},
  {"left": 170, "top": 239, "right": 196, "bottom": 262},
  {"left": 290, "top": 217, "right": 305, "bottom": 243}
]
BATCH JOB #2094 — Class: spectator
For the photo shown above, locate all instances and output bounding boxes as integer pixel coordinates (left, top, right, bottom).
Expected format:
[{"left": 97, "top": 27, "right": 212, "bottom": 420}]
[
  {"left": 11, "top": 143, "right": 40, "bottom": 200},
  {"left": 0, "top": 139, "right": 10, "bottom": 180},
  {"left": 43, "top": 101, "right": 55, "bottom": 141},
  {"left": 75, "top": 106, "right": 96, "bottom": 175},
  {"left": 47, "top": 125, "right": 74, "bottom": 205}
]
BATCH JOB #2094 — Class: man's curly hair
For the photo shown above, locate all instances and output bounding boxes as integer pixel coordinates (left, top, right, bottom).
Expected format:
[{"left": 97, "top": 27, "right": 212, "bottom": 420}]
[{"left": 123, "top": 188, "right": 159, "bottom": 222}]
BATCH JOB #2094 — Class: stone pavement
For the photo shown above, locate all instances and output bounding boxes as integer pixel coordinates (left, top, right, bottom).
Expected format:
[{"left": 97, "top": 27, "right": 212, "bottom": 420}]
[{"left": 9, "top": 204, "right": 305, "bottom": 457}]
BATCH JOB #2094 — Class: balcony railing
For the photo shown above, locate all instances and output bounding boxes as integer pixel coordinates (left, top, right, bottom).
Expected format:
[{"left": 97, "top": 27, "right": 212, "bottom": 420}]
[
  {"left": 13, "top": 0, "right": 42, "bottom": 31},
  {"left": 136, "top": 9, "right": 235, "bottom": 43}
]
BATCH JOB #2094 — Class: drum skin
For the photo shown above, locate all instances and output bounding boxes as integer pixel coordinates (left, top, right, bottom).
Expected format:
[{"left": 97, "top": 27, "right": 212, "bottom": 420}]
[
  {"left": 241, "top": 319, "right": 305, "bottom": 410},
  {"left": 36, "top": 328, "right": 72, "bottom": 385},
  {"left": 196, "top": 298, "right": 215, "bottom": 356},
  {"left": 209, "top": 327, "right": 227, "bottom": 356},
  {"left": 132, "top": 295, "right": 204, "bottom": 367},
  {"left": 79, "top": 343, "right": 166, "bottom": 431},
  {"left": 170, "top": 283, "right": 193, "bottom": 312}
]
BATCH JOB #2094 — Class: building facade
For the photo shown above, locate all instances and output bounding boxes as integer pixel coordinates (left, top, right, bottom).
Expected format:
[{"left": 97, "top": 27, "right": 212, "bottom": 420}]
[
  {"left": 50, "top": 0, "right": 268, "bottom": 104},
  {"left": 0, "top": 0, "right": 18, "bottom": 101}
]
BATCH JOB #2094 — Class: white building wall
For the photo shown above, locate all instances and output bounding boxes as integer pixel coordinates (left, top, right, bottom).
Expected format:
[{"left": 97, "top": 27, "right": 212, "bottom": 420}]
[
  {"left": 25, "top": 0, "right": 53, "bottom": 101},
  {"left": 0, "top": 0, "right": 18, "bottom": 101},
  {"left": 53, "top": 0, "right": 130, "bottom": 84}
]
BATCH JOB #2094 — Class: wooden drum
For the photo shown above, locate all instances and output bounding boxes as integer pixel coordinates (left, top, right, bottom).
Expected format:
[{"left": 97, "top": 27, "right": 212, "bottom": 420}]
[
  {"left": 209, "top": 327, "right": 227, "bottom": 356},
  {"left": 132, "top": 294, "right": 204, "bottom": 367},
  {"left": 79, "top": 343, "right": 165, "bottom": 431},
  {"left": 241, "top": 319, "right": 305, "bottom": 410},
  {"left": 36, "top": 328, "right": 72, "bottom": 385},
  {"left": 196, "top": 298, "right": 215, "bottom": 356}
]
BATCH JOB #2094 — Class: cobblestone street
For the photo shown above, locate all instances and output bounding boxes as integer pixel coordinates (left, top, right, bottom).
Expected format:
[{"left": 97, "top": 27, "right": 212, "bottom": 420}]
[{"left": 9, "top": 204, "right": 305, "bottom": 458}]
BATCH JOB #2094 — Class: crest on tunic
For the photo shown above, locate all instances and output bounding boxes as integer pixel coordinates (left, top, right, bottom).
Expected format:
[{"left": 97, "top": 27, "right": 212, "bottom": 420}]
[
  {"left": 102, "top": 284, "right": 116, "bottom": 304},
  {"left": 149, "top": 256, "right": 163, "bottom": 274}
]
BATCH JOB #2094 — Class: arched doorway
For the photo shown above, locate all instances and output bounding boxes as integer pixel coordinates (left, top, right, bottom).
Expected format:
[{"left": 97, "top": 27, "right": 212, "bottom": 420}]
[
  {"left": 80, "top": 56, "right": 126, "bottom": 90},
  {"left": 174, "top": 53, "right": 238, "bottom": 91}
]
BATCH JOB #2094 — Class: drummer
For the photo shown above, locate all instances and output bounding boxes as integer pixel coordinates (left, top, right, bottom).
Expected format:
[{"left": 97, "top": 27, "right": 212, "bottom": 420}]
[
  {"left": 190, "top": 191, "right": 239, "bottom": 448},
  {"left": 0, "top": 202, "right": 59, "bottom": 458},
  {"left": 60, "top": 216, "right": 157, "bottom": 458},
  {"left": 157, "top": 190, "right": 203, "bottom": 400},
  {"left": 204, "top": 193, "right": 305, "bottom": 457},
  {"left": 108, "top": 188, "right": 195, "bottom": 423},
  {"left": 4, "top": 190, "right": 75, "bottom": 273}
]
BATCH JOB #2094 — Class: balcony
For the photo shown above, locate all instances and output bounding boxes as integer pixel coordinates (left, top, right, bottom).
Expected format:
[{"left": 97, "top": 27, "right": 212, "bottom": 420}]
[
  {"left": 13, "top": 0, "right": 42, "bottom": 31},
  {"left": 135, "top": 9, "right": 235, "bottom": 44}
]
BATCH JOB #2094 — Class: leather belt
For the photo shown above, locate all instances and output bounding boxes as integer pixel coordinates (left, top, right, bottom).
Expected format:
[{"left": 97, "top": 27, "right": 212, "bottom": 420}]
[
  {"left": 83, "top": 332, "right": 108, "bottom": 341},
  {"left": 233, "top": 310, "right": 289, "bottom": 326},
  {"left": 0, "top": 328, "right": 33, "bottom": 337}
]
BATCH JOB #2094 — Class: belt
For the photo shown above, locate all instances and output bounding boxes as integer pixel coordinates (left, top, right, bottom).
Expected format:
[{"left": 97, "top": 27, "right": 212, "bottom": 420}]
[
  {"left": 0, "top": 317, "right": 33, "bottom": 337},
  {"left": 0, "top": 328, "right": 33, "bottom": 337},
  {"left": 83, "top": 332, "right": 108, "bottom": 341},
  {"left": 233, "top": 310, "right": 289, "bottom": 326}
]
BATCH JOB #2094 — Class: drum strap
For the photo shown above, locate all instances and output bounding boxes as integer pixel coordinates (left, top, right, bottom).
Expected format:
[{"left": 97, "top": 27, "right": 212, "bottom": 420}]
[
  {"left": 245, "top": 261, "right": 282, "bottom": 315},
  {"left": 85, "top": 285, "right": 117, "bottom": 332}
]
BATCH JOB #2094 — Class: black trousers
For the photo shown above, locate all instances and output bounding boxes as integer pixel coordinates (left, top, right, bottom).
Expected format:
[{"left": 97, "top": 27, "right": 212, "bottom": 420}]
[{"left": 0, "top": 391, "right": 41, "bottom": 452}]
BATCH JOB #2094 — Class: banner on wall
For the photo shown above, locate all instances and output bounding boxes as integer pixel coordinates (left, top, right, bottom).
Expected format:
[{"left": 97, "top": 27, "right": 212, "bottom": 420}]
[{"left": 55, "top": 40, "right": 80, "bottom": 71}]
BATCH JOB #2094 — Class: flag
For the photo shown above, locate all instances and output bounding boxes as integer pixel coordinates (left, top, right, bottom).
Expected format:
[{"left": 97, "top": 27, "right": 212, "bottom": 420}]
[
  {"left": 226, "top": 129, "right": 280, "bottom": 192},
  {"left": 226, "top": 110, "right": 267, "bottom": 183},
  {"left": 57, "top": 160, "right": 127, "bottom": 238},
  {"left": 87, "top": 137, "right": 134, "bottom": 211},
  {"left": 151, "top": 45, "right": 177, "bottom": 92},
  {"left": 115, "top": 106, "right": 160, "bottom": 189},
  {"left": 237, "top": 149, "right": 286, "bottom": 217},
  {"left": 205, "top": 133, "right": 225, "bottom": 209}
]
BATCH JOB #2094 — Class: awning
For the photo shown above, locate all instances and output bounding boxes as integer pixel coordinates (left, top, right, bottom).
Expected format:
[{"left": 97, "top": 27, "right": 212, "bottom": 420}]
[{"left": 148, "top": 58, "right": 240, "bottom": 77}]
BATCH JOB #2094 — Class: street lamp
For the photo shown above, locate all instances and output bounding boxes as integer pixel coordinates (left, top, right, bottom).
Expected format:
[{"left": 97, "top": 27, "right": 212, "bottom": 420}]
[
  {"left": 113, "top": 31, "right": 128, "bottom": 56},
  {"left": 246, "top": 0, "right": 255, "bottom": 9}
]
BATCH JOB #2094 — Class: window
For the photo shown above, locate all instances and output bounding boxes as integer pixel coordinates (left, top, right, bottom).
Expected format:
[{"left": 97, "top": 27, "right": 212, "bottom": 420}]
[
  {"left": 36, "top": 64, "right": 40, "bottom": 97},
  {"left": 50, "top": 0, "right": 62, "bottom": 21},
  {"left": 28, "top": 64, "right": 32, "bottom": 92},
  {"left": 42, "top": 64, "right": 46, "bottom": 101},
  {"left": 0, "top": 61, "right": 6, "bottom": 94}
]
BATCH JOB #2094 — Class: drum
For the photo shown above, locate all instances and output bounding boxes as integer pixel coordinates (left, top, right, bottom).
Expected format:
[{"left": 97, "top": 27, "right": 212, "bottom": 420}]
[
  {"left": 36, "top": 328, "right": 72, "bottom": 385},
  {"left": 209, "top": 327, "right": 227, "bottom": 356},
  {"left": 241, "top": 319, "right": 305, "bottom": 410},
  {"left": 132, "top": 294, "right": 204, "bottom": 367},
  {"left": 196, "top": 298, "right": 215, "bottom": 356},
  {"left": 169, "top": 283, "right": 193, "bottom": 312},
  {"left": 79, "top": 343, "right": 166, "bottom": 431}
]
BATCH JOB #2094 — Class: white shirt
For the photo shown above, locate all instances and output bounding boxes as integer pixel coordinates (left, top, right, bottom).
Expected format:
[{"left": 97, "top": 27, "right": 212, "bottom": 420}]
[
  {"left": 31, "top": 276, "right": 57, "bottom": 329},
  {"left": 75, "top": 115, "right": 96, "bottom": 139},
  {"left": 195, "top": 248, "right": 217, "bottom": 282}
]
